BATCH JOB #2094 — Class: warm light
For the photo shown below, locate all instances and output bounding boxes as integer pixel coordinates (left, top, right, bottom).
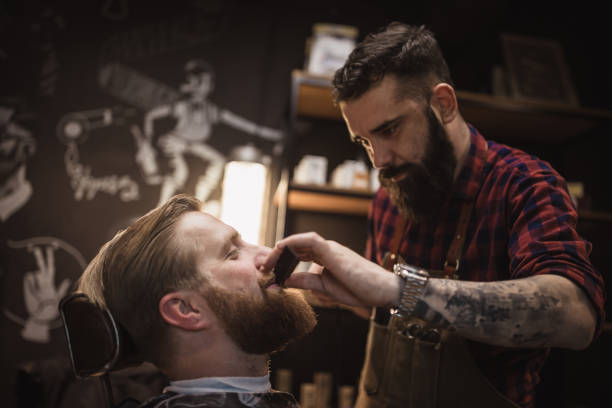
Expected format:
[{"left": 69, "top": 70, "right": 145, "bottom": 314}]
[{"left": 220, "top": 161, "right": 268, "bottom": 245}]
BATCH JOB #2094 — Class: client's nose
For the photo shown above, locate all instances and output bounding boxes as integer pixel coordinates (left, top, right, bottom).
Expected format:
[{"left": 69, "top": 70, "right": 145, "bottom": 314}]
[{"left": 253, "top": 245, "right": 273, "bottom": 270}]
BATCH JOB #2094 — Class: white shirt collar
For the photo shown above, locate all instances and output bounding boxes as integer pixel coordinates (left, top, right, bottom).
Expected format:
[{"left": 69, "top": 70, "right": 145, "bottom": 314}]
[{"left": 164, "top": 375, "right": 271, "bottom": 395}]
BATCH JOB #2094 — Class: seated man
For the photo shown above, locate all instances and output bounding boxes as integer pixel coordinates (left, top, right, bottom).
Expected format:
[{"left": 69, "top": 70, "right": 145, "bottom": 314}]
[{"left": 76, "top": 194, "right": 317, "bottom": 408}]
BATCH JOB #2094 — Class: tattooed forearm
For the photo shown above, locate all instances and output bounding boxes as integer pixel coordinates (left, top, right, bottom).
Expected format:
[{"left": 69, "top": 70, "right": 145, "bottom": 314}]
[
  {"left": 444, "top": 284, "right": 560, "bottom": 346},
  {"left": 415, "top": 274, "right": 596, "bottom": 349},
  {"left": 413, "top": 300, "right": 451, "bottom": 328}
]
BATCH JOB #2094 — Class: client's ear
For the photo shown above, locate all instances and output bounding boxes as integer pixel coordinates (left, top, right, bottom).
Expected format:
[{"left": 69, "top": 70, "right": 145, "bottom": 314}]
[{"left": 159, "top": 291, "right": 211, "bottom": 331}]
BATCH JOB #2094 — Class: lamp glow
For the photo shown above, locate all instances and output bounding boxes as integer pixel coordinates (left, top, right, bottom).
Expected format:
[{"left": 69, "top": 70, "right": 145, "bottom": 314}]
[{"left": 220, "top": 161, "right": 267, "bottom": 245}]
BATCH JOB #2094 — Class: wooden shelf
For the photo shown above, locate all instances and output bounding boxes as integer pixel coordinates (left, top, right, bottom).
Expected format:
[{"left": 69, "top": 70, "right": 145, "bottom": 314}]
[
  {"left": 291, "top": 70, "right": 612, "bottom": 143},
  {"left": 281, "top": 181, "right": 612, "bottom": 220},
  {"left": 579, "top": 210, "right": 612, "bottom": 223},
  {"left": 291, "top": 70, "right": 340, "bottom": 120},
  {"left": 285, "top": 183, "right": 373, "bottom": 215},
  {"left": 289, "top": 182, "right": 374, "bottom": 197}
]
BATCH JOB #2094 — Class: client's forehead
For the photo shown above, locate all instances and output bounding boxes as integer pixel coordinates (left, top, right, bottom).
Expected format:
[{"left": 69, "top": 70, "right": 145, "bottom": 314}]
[{"left": 176, "top": 211, "right": 235, "bottom": 259}]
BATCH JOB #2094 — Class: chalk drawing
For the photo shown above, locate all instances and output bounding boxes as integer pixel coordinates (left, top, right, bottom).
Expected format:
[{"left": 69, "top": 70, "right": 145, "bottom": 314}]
[
  {"left": 31, "top": 7, "right": 65, "bottom": 97},
  {"left": 98, "top": 8, "right": 226, "bottom": 62},
  {"left": 0, "top": 106, "right": 36, "bottom": 221},
  {"left": 3, "top": 237, "right": 86, "bottom": 343},
  {"left": 56, "top": 107, "right": 139, "bottom": 201},
  {"left": 127, "top": 59, "right": 283, "bottom": 211},
  {"left": 99, "top": 63, "right": 180, "bottom": 111}
]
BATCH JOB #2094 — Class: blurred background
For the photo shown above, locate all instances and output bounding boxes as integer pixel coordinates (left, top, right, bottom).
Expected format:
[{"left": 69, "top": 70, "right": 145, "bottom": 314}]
[{"left": 1, "top": 1, "right": 610, "bottom": 407}]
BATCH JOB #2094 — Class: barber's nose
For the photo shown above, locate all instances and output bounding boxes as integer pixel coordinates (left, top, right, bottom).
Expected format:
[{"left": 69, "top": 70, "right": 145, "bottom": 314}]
[{"left": 370, "top": 140, "right": 393, "bottom": 169}]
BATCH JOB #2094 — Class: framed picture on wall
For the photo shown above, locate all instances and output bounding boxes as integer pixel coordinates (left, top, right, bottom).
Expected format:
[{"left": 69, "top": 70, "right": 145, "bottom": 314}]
[{"left": 501, "top": 34, "right": 579, "bottom": 106}]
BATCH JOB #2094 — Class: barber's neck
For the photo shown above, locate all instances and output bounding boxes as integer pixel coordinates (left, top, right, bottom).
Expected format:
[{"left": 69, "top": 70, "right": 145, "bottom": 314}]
[
  {"left": 448, "top": 115, "right": 471, "bottom": 181},
  {"left": 163, "top": 330, "right": 269, "bottom": 381}
]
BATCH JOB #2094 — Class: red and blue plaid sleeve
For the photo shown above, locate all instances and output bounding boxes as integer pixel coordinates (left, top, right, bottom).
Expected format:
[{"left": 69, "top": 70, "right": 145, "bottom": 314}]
[{"left": 506, "top": 158, "right": 606, "bottom": 336}]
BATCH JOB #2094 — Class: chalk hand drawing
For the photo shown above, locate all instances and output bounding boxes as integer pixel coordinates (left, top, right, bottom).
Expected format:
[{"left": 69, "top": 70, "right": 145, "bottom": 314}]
[
  {"left": 3, "top": 237, "right": 86, "bottom": 343},
  {"left": 130, "top": 59, "right": 284, "bottom": 211},
  {"left": 22, "top": 245, "right": 70, "bottom": 343},
  {"left": 57, "top": 107, "right": 139, "bottom": 202},
  {"left": 0, "top": 106, "right": 36, "bottom": 221}
]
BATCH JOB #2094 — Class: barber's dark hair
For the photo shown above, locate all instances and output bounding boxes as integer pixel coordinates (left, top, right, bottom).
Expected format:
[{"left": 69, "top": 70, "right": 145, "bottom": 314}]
[{"left": 332, "top": 22, "right": 453, "bottom": 103}]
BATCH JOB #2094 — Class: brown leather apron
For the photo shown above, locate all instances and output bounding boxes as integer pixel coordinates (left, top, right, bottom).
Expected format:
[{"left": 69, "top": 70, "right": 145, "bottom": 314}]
[{"left": 356, "top": 201, "right": 519, "bottom": 408}]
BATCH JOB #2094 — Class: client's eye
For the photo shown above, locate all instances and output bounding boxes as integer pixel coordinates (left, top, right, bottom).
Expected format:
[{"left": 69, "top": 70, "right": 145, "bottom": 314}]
[{"left": 226, "top": 248, "right": 240, "bottom": 260}]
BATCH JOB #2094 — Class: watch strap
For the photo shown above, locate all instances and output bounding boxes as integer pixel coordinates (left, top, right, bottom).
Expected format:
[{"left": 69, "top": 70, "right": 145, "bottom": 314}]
[{"left": 393, "top": 263, "right": 429, "bottom": 317}]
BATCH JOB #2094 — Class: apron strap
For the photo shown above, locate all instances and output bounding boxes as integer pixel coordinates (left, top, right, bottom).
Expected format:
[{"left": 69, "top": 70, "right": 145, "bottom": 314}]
[
  {"left": 441, "top": 201, "right": 473, "bottom": 279},
  {"left": 382, "top": 216, "right": 408, "bottom": 270},
  {"left": 385, "top": 198, "right": 474, "bottom": 279}
]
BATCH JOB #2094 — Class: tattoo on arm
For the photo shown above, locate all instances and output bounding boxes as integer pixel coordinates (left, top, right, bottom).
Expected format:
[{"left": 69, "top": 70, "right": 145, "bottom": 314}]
[
  {"left": 413, "top": 300, "right": 451, "bottom": 328},
  {"left": 417, "top": 277, "right": 565, "bottom": 347}
]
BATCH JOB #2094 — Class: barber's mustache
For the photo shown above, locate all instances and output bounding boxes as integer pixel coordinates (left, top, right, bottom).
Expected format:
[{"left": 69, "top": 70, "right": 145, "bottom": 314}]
[{"left": 380, "top": 162, "right": 420, "bottom": 181}]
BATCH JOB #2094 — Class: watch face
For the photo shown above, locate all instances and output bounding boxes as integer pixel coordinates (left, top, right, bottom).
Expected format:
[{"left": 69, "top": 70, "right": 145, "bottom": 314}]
[{"left": 393, "top": 263, "right": 429, "bottom": 278}]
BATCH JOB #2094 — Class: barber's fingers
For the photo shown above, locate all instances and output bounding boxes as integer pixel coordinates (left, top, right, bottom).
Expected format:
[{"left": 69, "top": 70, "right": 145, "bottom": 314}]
[
  {"left": 259, "top": 245, "right": 282, "bottom": 274},
  {"left": 260, "top": 232, "right": 326, "bottom": 272},
  {"left": 279, "top": 232, "right": 326, "bottom": 258},
  {"left": 286, "top": 270, "right": 366, "bottom": 307}
]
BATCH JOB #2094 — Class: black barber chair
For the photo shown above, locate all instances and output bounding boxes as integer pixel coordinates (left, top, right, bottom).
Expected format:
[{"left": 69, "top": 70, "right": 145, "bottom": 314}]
[{"left": 59, "top": 292, "right": 143, "bottom": 408}]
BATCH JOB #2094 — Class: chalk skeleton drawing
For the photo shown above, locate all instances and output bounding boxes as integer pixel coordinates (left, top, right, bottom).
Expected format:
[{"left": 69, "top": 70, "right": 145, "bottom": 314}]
[
  {"left": 3, "top": 237, "right": 86, "bottom": 343},
  {"left": 104, "top": 59, "right": 283, "bottom": 211},
  {"left": 56, "top": 106, "right": 140, "bottom": 201},
  {"left": 0, "top": 106, "right": 36, "bottom": 221}
]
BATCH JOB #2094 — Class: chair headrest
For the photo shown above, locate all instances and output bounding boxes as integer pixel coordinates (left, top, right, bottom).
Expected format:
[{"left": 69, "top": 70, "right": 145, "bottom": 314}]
[{"left": 59, "top": 292, "right": 142, "bottom": 379}]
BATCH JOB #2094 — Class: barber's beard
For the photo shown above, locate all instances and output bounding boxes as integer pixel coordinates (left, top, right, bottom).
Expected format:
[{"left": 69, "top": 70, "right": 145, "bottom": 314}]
[
  {"left": 379, "top": 107, "right": 457, "bottom": 222},
  {"left": 203, "top": 281, "right": 316, "bottom": 355}
]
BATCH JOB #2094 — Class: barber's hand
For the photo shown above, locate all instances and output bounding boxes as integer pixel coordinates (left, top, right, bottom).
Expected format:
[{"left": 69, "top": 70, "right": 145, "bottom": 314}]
[{"left": 262, "top": 232, "right": 399, "bottom": 308}]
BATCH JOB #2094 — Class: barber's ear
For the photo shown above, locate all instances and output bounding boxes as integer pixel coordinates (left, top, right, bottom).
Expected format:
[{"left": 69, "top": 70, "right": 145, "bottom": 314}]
[
  {"left": 159, "top": 291, "right": 211, "bottom": 331},
  {"left": 431, "top": 83, "right": 458, "bottom": 124}
]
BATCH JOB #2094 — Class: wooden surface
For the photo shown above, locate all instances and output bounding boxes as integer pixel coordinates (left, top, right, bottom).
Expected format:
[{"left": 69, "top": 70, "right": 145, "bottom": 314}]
[
  {"left": 287, "top": 189, "right": 371, "bottom": 215},
  {"left": 296, "top": 83, "right": 340, "bottom": 120},
  {"left": 291, "top": 70, "right": 612, "bottom": 143}
]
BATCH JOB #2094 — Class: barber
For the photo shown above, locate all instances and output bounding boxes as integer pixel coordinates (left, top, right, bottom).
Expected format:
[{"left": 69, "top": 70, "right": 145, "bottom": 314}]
[{"left": 264, "top": 22, "right": 604, "bottom": 408}]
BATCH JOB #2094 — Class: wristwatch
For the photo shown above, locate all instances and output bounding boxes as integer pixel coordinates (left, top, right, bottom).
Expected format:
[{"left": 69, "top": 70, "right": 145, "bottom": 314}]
[{"left": 392, "top": 263, "right": 430, "bottom": 318}]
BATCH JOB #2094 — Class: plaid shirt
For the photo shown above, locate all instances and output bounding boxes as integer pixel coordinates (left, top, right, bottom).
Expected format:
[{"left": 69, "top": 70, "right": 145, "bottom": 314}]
[{"left": 366, "top": 125, "right": 605, "bottom": 408}]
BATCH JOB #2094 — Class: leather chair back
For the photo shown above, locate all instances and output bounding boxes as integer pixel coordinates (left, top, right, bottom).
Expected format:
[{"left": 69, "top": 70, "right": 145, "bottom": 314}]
[{"left": 59, "top": 292, "right": 141, "bottom": 379}]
